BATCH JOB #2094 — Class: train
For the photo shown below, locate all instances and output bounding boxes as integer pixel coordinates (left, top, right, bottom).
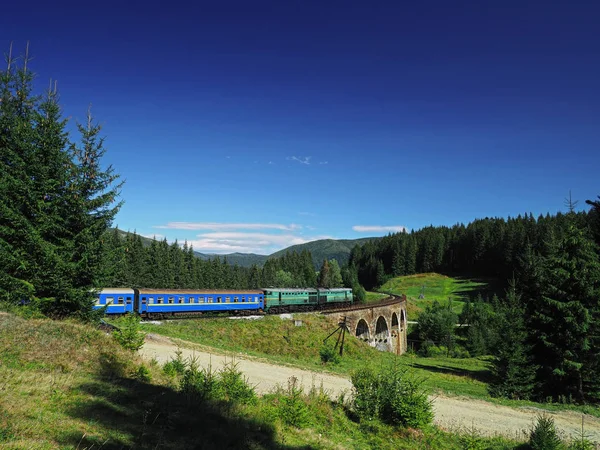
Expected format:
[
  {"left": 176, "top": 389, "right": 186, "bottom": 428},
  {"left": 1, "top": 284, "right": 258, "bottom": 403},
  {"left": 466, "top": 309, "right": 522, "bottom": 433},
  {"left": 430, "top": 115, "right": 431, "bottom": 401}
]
[{"left": 94, "top": 287, "right": 354, "bottom": 317}]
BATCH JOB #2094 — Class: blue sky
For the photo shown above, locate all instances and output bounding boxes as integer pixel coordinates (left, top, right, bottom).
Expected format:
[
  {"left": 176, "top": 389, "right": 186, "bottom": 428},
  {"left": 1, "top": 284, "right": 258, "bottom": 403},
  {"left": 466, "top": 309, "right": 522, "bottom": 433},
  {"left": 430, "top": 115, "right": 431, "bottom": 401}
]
[{"left": 2, "top": 1, "right": 599, "bottom": 255}]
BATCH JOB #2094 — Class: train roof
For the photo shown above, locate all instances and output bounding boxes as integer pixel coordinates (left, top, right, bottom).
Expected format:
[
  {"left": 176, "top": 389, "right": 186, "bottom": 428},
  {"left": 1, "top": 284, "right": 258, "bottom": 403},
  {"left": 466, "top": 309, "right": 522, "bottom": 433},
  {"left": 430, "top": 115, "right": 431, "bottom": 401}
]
[
  {"left": 97, "top": 288, "right": 135, "bottom": 294},
  {"left": 137, "top": 289, "right": 264, "bottom": 295},
  {"left": 262, "top": 288, "right": 318, "bottom": 292},
  {"left": 319, "top": 288, "right": 352, "bottom": 292}
]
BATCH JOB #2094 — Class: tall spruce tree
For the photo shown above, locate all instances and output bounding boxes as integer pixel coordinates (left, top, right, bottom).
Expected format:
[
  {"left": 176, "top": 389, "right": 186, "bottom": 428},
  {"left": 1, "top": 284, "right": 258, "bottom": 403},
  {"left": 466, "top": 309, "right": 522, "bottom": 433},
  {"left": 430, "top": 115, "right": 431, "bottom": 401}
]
[
  {"left": 318, "top": 259, "right": 331, "bottom": 288},
  {"left": 0, "top": 45, "right": 40, "bottom": 303},
  {"left": 527, "top": 215, "right": 600, "bottom": 401},
  {"left": 328, "top": 259, "right": 343, "bottom": 288},
  {"left": 55, "top": 107, "right": 123, "bottom": 317},
  {"left": 488, "top": 280, "right": 536, "bottom": 400}
]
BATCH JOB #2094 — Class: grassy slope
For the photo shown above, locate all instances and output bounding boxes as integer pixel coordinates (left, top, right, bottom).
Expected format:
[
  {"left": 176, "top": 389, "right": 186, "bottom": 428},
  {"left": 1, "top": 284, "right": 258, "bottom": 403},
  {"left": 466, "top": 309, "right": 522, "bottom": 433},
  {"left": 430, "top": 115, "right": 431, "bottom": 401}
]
[
  {"left": 0, "top": 312, "right": 522, "bottom": 450},
  {"left": 365, "top": 291, "right": 388, "bottom": 303},
  {"left": 139, "top": 315, "right": 493, "bottom": 399},
  {"left": 379, "top": 273, "right": 488, "bottom": 320}
]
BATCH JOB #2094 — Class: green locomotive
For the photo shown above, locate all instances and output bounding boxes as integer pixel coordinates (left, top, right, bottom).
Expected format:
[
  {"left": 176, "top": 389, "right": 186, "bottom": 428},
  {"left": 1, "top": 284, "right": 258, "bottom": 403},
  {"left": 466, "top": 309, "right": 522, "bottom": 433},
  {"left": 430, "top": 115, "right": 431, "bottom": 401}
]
[{"left": 263, "top": 287, "right": 353, "bottom": 313}]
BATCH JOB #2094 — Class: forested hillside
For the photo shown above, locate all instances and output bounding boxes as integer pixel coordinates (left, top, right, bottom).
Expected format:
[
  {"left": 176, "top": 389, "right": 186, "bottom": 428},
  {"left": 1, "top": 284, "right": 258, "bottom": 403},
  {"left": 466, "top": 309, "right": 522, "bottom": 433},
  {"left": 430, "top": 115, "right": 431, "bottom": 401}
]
[
  {"left": 100, "top": 229, "right": 345, "bottom": 290},
  {"left": 350, "top": 200, "right": 600, "bottom": 404},
  {"left": 348, "top": 208, "right": 598, "bottom": 290},
  {"left": 270, "top": 237, "right": 377, "bottom": 268}
]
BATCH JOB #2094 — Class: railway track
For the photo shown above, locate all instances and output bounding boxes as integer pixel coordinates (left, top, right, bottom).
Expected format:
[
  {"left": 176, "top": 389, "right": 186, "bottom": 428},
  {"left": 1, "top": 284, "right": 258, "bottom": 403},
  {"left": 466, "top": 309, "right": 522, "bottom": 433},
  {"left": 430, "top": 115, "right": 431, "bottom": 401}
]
[{"left": 319, "top": 294, "right": 406, "bottom": 314}]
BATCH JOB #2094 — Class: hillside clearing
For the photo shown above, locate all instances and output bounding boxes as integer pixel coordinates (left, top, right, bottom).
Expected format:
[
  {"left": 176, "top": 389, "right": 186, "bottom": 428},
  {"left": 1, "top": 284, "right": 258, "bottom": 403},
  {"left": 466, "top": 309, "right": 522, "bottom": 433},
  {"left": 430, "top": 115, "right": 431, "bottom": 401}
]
[{"left": 379, "top": 273, "right": 490, "bottom": 319}]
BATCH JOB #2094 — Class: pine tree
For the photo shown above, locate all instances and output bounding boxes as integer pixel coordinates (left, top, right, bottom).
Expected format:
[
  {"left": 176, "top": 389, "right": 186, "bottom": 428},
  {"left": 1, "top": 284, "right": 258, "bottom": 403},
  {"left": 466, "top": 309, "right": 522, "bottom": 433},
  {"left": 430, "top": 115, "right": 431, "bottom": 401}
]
[
  {"left": 488, "top": 280, "right": 537, "bottom": 400},
  {"left": 391, "top": 240, "right": 405, "bottom": 276},
  {"left": 53, "top": 107, "right": 123, "bottom": 317},
  {"left": 586, "top": 195, "right": 600, "bottom": 247},
  {"left": 318, "top": 259, "right": 331, "bottom": 288},
  {"left": 328, "top": 259, "right": 343, "bottom": 288},
  {"left": 375, "top": 259, "right": 386, "bottom": 287},
  {"left": 0, "top": 45, "right": 42, "bottom": 303},
  {"left": 404, "top": 235, "right": 417, "bottom": 275},
  {"left": 248, "top": 265, "right": 262, "bottom": 289},
  {"left": 100, "top": 228, "right": 127, "bottom": 286},
  {"left": 529, "top": 218, "right": 600, "bottom": 401}
]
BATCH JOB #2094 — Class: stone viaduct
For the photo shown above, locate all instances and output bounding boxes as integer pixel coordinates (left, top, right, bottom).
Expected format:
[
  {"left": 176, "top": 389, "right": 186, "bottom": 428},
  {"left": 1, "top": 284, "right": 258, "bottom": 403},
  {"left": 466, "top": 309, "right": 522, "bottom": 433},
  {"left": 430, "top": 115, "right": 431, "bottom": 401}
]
[{"left": 323, "top": 295, "right": 408, "bottom": 355}]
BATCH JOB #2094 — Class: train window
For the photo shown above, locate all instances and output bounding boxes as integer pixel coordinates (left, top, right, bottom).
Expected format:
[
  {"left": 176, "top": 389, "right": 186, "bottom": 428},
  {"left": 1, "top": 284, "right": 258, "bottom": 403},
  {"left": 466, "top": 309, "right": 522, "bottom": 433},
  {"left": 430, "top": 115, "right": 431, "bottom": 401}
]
[
  {"left": 118, "top": 297, "right": 124, "bottom": 304},
  {"left": 208, "top": 297, "right": 213, "bottom": 303},
  {"left": 188, "top": 297, "right": 194, "bottom": 303},
  {"left": 233, "top": 296, "right": 238, "bottom": 303},
  {"left": 106, "top": 297, "right": 114, "bottom": 304},
  {"left": 217, "top": 296, "right": 222, "bottom": 303},
  {"left": 225, "top": 296, "right": 230, "bottom": 303},
  {"left": 168, "top": 297, "right": 174, "bottom": 304},
  {"left": 178, "top": 297, "right": 184, "bottom": 304},
  {"left": 199, "top": 297, "right": 205, "bottom": 303},
  {"left": 148, "top": 297, "right": 154, "bottom": 304},
  {"left": 157, "top": 297, "right": 164, "bottom": 304},
  {"left": 241, "top": 296, "right": 245, "bottom": 302}
]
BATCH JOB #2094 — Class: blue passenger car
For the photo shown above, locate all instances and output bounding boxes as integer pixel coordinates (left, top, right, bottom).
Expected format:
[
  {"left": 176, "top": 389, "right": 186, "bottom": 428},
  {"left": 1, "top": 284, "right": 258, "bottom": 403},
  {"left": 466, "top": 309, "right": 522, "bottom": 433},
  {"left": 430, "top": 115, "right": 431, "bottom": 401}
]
[
  {"left": 137, "top": 289, "right": 264, "bottom": 316},
  {"left": 94, "top": 288, "right": 136, "bottom": 314}
]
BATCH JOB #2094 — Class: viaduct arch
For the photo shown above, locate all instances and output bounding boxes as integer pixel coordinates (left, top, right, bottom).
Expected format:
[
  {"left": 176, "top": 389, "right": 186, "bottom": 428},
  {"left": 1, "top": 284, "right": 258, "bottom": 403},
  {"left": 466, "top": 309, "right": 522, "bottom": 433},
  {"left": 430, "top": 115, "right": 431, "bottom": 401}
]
[{"left": 324, "top": 295, "right": 408, "bottom": 355}]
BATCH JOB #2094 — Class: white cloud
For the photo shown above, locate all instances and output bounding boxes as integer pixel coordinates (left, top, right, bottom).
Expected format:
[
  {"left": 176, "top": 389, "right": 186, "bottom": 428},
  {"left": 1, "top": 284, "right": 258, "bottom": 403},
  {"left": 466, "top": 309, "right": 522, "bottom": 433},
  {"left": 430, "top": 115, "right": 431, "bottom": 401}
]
[
  {"left": 318, "top": 161, "right": 328, "bottom": 165},
  {"left": 155, "top": 222, "right": 302, "bottom": 231},
  {"left": 186, "top": 232, "right": 334, "bottom": 254},
  {"left": 140, "top": 233, "right": 164, "bottom": 240},
  {"left": 352, "top": 225, "right": 407, "bottom": 233},
  {"left": 286, "top": 156, "right": 311, "bottom": 165}
]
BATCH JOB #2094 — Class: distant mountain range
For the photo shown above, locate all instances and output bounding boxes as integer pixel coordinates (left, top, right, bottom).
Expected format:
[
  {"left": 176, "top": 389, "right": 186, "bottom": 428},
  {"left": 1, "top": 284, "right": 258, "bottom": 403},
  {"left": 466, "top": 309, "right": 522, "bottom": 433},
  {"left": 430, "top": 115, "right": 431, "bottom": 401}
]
[{"left": 113, "top": 229, "right": 378, "bottom": 268}]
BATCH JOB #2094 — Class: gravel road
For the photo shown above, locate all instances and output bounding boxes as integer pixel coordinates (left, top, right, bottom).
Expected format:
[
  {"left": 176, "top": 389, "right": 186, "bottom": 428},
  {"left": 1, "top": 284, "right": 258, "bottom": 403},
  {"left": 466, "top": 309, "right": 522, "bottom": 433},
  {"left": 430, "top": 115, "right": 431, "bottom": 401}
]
[{"left": 140, "top": 333, "right": 600, "bottom": 442}]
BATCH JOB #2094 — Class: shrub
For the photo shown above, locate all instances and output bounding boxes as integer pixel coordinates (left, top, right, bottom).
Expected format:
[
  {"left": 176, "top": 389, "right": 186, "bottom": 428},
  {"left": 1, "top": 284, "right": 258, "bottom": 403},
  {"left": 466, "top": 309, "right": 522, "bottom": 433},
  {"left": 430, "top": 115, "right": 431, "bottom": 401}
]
[
  {"left": 569, "top": 440, "right": 595, "bottom": 450},
  {"left": 219, "top": 360, "right": 256, "bottom": 405},
  {"left": 416, "top": 300, "right": 458, "bottom": 353},
  {"left": 351, "top": 364, "right": 433, "bottom": 429},
  {"left": 351, "top": 367, "right": 381, "bottom": 418},
  {"left": 133, "top": 364, "right": 152, "bottom": 382},
  {"left": 112, "top": 313, "right": 145, "bottom": 351},
  {"left": 450, "top": 347, "right": 471, "bottom": 359},
  {"left": 179, "top": 357, "right": 221, "bottom": 403},
  {"left": 568, "top": 418, "right": 595, "bottom": 450},
  {"left": 353, "top": 284, "right": 367, "bottom": 303},
  {"left": 529, "top": 415, "right": 562, "bottom": 450},
  {"left": 458, "top": 424, "right": 487, "bottom": 450},
  {"left": 276, "top": 376, "right": 311, "bottom": 428},
  {"left": 163, "top": 348, "right": 186, "bottom": 377},
  {"left": 379, "top": 365, "right": 433, "bottom": 428},
  {"left": 319, "top": 345, "right": 340, "bottom": 365}
]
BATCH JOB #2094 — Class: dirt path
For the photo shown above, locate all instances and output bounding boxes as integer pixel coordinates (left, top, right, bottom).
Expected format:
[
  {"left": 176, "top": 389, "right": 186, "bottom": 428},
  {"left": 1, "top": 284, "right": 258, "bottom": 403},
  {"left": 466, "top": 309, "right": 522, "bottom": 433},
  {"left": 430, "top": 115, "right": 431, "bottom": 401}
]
[{"left": 140, "top": 334, "right": 600, "bottom": 442}]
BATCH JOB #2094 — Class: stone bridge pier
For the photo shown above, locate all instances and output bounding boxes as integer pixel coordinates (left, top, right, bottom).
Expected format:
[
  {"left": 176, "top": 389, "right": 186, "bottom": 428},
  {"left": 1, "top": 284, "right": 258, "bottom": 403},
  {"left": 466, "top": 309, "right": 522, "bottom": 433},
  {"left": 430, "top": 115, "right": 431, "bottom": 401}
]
[{"left": 325, "top": 296, "right": 408, "bottom": 355}]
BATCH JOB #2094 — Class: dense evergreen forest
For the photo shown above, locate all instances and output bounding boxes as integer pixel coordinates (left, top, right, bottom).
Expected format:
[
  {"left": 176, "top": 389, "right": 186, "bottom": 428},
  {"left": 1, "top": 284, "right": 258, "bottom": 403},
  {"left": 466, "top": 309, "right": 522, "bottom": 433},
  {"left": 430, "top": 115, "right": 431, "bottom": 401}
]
[
  {"left": 386, "top": 200, "right": 600, "bottom": 404},
  {"left": 348, "top": 208, "right": 599, "bottom": 291},
  {"left": 100, "top": 229, "right": 343, "bottom": 291}
]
